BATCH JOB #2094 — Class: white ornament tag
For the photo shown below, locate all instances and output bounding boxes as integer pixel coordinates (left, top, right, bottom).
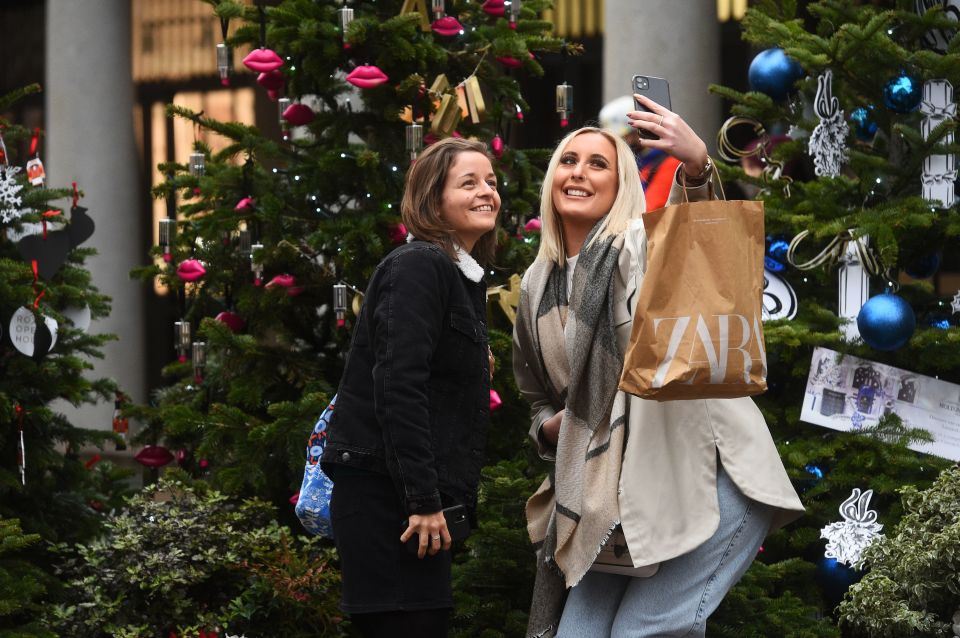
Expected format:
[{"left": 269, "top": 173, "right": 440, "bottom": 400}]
[
  {"left": 808, "top": 70, "right": 849, "bottom": 177},
  {"left": 820, "top": 488, "right": 883, "bottom": 567},
  {"left": 762, "top": 269, "right": 798, "bottom": 321},
  {"left": 838, "top": 236, "right": 870, "bottom": 342},
  {"left": 9, "top": 306, "right": 58, "bottom": 357},
  {"left": 920, "top": 79, "right": 956, "bottom": 208}
]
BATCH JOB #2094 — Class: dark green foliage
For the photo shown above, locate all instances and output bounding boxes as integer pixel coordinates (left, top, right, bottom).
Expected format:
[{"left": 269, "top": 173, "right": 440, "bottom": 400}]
[
  {"left": 0, "top": 518, "right": 55, "bottom": 638},
  {"left": 709, "top": 1, "right": 960, "bottom": 635},
  {"left": 48, "top": 474, "right": 345, "bottom": 638},
  {"left": 132, "top": 1, "right": 566, "bottom": 634},
  {"left": 0, "top": 86, "right": 131, "bottom": 636}
]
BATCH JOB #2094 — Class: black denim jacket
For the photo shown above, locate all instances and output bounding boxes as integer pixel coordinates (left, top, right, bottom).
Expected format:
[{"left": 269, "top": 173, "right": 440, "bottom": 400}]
[{"left": 321, "top": 241, "right": 490, "bottom": 516}]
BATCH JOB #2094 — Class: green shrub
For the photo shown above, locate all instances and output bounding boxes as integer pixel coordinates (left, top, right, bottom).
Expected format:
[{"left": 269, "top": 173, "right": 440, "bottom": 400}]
[
  {"left": 839, "top": 466, "right": 960, "bottom": 638},
  {"left": 46, "top": 474, "right": 346, "bottom": 638}
]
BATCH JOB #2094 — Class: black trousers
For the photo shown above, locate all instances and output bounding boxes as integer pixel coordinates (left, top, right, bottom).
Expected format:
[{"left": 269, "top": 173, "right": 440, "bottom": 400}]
[
  {"left": 331, "top": 469, "right": 453, "bottom": 621},
  {"left": 351, "top": 608, "right": 450, "bottom": 638}
]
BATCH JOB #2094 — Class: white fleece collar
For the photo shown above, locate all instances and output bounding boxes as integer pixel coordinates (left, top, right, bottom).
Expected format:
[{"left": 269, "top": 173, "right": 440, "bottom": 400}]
[{"left": 454, "top": 245, "right": 484, "bottom": 282}]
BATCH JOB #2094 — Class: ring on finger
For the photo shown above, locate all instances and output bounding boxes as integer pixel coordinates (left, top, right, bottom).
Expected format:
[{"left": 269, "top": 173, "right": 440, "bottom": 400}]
[
  {"left": 657, "top": 114, "right": 664, "bottom": 127},
  {"left": 431, "top": 535, "right": 441, "bottom": 541}
]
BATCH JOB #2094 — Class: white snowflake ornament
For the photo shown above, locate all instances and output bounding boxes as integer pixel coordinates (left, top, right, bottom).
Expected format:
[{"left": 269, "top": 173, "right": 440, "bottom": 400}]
[
  {"left": 0, "top": 165, "right": 30, "bottom": 224},
  {"left": 820, "top": 488, "right": 883, "bottom": 567},
  {"left": 951, "top": 290, "right": 960, "bottom": 315},
  {"left": 808, "top": 70, "right": 849, "bottom": 177}
]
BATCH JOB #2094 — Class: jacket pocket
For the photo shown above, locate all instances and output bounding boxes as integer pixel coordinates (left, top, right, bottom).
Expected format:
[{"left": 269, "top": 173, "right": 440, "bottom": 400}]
[{"left": 449, "top": 310, "right": 484, "bottom": 343}]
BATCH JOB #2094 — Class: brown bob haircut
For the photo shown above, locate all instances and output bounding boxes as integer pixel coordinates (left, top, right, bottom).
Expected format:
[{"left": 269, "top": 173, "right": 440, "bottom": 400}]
[{"left": 400, "top": 137, "right": 498, "bottom": 267}]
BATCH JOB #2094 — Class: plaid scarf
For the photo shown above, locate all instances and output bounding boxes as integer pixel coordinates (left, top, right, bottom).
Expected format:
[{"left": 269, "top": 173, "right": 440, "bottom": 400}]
[{"left": 515, "top": 220, "right": 629, "bottom": 637}]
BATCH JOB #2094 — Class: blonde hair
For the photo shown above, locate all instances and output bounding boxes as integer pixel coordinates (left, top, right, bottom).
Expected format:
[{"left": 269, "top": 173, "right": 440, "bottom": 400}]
[{"left": 537, "top": 127, "right": 647, "bottom": 266}]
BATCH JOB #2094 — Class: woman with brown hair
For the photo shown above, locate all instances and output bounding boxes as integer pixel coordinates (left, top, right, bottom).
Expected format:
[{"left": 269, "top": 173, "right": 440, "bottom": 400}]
[{"left": 321, "top": 137, "right": 500, "bottom": 637}]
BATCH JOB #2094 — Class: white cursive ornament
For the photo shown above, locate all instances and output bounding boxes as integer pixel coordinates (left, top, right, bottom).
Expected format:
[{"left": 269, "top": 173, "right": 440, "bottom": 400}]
[{"left": 820, "top": 488, "right": 884, "bottom": 567}]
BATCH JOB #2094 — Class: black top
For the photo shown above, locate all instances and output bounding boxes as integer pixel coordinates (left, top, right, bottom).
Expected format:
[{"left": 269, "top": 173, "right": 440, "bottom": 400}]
[{"left": 321, "top": 241, "right": 490, "bottom": 516}]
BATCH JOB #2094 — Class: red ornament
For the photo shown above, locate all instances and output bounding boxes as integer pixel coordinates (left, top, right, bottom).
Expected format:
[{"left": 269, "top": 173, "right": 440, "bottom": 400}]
[
  {"left": 431, "top": 16, "right": 463, "bottom": 36},
  {"left": 346, "top": 65, "right": 389, "bottom": 89},
  {"left": 482, "top": 0, "right": 505, "bottom": 16},
  {"left": 84, "top": 453, "right": 102, "bottom": 470},
  {"left": 491, "top": 134, "right": 504, "bottom": 158},
  {"left": 265, "top": 273, "right": 304, "bottom": 296},
  {"left": 496, "top": 56, "right": 521, "bottom": 68},
  {"left": 515, "top": 105, "right": 524, "bottom": 121},
  {"left": 234, "top": 197, "right": 255, "bottom": 212},
  {"left": 198, "top": 458, "right": 210, "bottom": 469},
  {"left": 489, "top": 389, "right": 503, "bottom": 411},
  {"left": 282, "top": 103, "right": 316, "bottom": 126},
  {"left": 388, "top": 223, "right": 409, "bottom": 244},
  {"left": 524, "top": 217, "right": 542, "bottom": 232},
  {"left": 134, "top": 445, "right": 175, "bottom": 468},
  {"left": 242, "top": 48, "right": 283, "bottom": 73},
  {"left": 176, "top": 259, "right": 206, "bottom": 282},
  {"left": 257, "top": 70, "right": 285, "bottom": 98},
  {"left": 215, "top": 310, "right": 246, "bottom": 333},
  {"left": 289, "top": 491, "right": 300, "bottom": 505}
]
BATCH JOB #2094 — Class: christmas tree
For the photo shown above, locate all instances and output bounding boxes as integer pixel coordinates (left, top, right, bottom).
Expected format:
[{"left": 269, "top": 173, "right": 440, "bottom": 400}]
[
  {"left": 707, "top": 0, "right": 960, "bottom": 634},
  {"left": 129, "top": 0, "right": 570, "bottom": 633},
  {"left": 0, "top": 84, "right": 130, "bottom": 637}
]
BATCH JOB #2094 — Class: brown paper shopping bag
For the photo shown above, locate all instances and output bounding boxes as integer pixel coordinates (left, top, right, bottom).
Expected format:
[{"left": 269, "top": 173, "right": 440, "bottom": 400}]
[{"left": 618, "top": 193, "right": 767, "bottom": 401}]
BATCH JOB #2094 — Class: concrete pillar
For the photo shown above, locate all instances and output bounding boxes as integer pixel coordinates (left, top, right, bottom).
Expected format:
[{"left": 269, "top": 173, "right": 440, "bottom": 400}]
[
  {"left": 46, "top": 1, "right": 146, "bottom": 436},
  {"left": 603, "top": 0, "right": 722, "bottom": 154}
]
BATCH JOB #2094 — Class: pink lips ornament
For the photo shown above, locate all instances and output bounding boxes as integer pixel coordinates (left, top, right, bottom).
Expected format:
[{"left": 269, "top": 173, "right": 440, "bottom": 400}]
[
  {"left": 215, "top": 311, "right": 246, "bottom": 333},
  {"left": 257, "top": 70, "right": 285, "bottom": 101},
  {"left": 282, "top": 103, "right": 316, "bottom": 126},
  {"left": 491, "top": 134, "right": 504, "bottom": 158},
  {"left": 482, "top": 0, "right": 506, "bottom": 16},
  {"left": 242, "top": 48, "right": 284, "bottom": 73},
  {"left": 489, "top": 389, "right": 503, "bottom": 411},
  {"left": 431, "top": 16, "right": 463, "bottom": 36},
  {"left": 524, "top": 217, "right": 542, "bottom": 232},
  {"left": 134, "top": 445, "right": 175, "bottom": 468},
  {"left": 265, "top": 273, "right": 304, "bottom": 296},
  {"left": 346, "top": 65, "right": 389, "bottom": 89},
  {"left": 234, "top": 197, "right": 255, "bottom": 212},
  {"left": 176, "top": 259, "right": 206, "bottom": 282}
]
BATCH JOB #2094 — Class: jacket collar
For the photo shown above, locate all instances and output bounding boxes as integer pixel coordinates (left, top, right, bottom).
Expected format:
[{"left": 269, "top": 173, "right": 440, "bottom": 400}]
[{"left": 454, "top": 245, "right": 484, "bottom": 283}]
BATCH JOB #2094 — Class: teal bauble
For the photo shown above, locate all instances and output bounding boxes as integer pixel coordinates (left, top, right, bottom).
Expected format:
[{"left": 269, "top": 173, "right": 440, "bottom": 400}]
[{"left": 882, "top": 73, "right": 922, "bottom": 114}]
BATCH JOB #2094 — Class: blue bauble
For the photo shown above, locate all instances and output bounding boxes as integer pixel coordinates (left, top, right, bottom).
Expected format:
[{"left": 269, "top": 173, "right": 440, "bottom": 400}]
[
  {"left": 857, "top": 293, "right": 916, "bottom": 351},
  {"left": 815, "top": 558, "right": 863, "bottom": 609},
  {"left": 882, "top": 73, "right": 922, "bottom": 114},
  {"left": 748, "top": 48, "right": 803, "bottom": 102},
  {"left": 850, "top": 106, "right": 879, "bottom": 141},
  {"left": 905, "top": 252, "right": 941, "bottom": 279}
]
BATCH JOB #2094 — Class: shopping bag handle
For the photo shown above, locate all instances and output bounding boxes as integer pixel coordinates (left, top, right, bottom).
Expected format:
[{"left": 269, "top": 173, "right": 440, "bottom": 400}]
[{"left": 679, "top": 156, "right": 726, "bottom": 202}]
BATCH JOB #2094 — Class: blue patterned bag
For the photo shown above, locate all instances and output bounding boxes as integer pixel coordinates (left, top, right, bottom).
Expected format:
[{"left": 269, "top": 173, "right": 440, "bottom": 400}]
[{"left": 294, "top": 395, "right": 336, "bottom": 538}]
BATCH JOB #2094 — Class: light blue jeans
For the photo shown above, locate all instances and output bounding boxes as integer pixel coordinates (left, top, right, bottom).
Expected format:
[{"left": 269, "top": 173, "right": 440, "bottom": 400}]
[{"left": 556, "top": 465, "right": 773, "bottom": 638}]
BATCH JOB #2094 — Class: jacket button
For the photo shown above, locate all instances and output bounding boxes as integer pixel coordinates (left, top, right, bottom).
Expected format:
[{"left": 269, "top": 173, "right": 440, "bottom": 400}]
[{"left": 341, "top": 452, "right": 351, "bottom": 462}]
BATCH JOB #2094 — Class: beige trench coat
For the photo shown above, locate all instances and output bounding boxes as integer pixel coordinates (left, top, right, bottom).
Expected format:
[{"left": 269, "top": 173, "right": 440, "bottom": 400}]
[{"left": 514, "top": 172, "right": 804, "bottom": 569}]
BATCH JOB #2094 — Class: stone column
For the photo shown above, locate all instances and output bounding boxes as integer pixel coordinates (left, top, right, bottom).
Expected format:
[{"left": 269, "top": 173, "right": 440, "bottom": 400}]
[
  {"left": 46, "top": 1, "right": 146, "bottom": 436},
  {"left": 603, "top": 1, "right": 722, "bottom": 153}
]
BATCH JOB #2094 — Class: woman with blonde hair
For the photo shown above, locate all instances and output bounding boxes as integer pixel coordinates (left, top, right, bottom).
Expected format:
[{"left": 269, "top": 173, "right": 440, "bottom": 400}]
[{"left": 513, "top": 95, "right": 804, "bottom": 637}]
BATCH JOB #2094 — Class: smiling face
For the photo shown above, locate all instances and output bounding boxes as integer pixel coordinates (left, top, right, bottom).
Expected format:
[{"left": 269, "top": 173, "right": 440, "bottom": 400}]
[
  {"left": 551, "top": 132, "right": 619, "bottom": 229},
  {"left": 439, "top": 151, "right": 501, "bottom": 252}
]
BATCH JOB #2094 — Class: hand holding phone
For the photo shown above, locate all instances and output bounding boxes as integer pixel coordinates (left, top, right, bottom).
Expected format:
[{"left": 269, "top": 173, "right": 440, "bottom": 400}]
[
  {"left": 631, "top": 75, "right": 671, "bottom": 140},
  {"left": 401, "top": 504, "right": 470, "bottom": 558}
]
